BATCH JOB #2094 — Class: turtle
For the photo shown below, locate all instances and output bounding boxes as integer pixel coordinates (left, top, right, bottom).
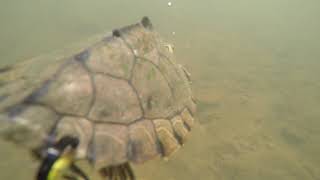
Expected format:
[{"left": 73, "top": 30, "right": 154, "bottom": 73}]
[{"left": 0, "top": 17, "right": 196, "bottom": 180}]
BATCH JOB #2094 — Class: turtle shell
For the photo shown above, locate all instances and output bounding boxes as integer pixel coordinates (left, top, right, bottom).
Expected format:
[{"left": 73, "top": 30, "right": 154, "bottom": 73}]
[{"left": 0, "top": 17, "right": 196, "bottom": 169}]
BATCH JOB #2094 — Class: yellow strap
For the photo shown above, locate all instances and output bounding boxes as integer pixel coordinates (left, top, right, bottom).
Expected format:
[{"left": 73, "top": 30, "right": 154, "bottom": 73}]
[{"left": 47, "top": 155, "right": 73, "bottom": 180}]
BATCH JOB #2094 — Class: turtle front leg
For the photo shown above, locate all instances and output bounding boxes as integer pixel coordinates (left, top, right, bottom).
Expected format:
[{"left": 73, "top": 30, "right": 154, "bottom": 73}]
[{"left": 100, "top": 163, "right": 136, "bottom": 180}]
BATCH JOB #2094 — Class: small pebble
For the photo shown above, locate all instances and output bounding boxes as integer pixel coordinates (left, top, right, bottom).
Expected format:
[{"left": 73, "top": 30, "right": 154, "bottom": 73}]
[{"left": 168, "top": 2, "right": 172, "bottom": 7}]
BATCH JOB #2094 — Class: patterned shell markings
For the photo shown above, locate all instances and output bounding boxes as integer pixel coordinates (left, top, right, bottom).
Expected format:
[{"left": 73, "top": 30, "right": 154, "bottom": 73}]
[{"left": 0, "top": 18, "right": 196, "bottom": 169}]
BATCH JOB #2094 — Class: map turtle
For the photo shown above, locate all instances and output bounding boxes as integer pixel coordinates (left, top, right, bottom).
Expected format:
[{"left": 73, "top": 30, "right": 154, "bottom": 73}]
[{"left": 0, "top": 17, "right": 196, "bottom": 180}]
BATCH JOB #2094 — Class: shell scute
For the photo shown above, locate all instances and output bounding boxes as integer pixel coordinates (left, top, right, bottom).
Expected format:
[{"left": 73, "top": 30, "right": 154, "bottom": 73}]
[
  {"left": 153, "top": 119, "right": 180, "bottom": 157},
  {"left": 119, "top": 23, "right": 160, "bottom": 65},
  {"left": 171, "top": 115, "right": 189, "bottom": 144},
  {"left": 88, "top": 74, "right": 142, "bottom": 124},
  {"left": 56, "top": 117, "right": 93, "bottom": 159},
  {"left": 180, "top": 109, "right": 195, "bottom": 129},
  {"left": 94, "top": 124, "right": 129, "bottom": 168},
  {"left": 157, "top": 56, "right": 192, "bottom": 111},
  {"left": 31, "top": 60, "right": 93, "bottom": 116},
  {"left": 131, "top": 60, "right": 174, "bottom": 119},
  {"left": 128, "top": 119, "right": 160, "bottom": 163},
  {"left": 85, "top": 37, "right": 134, "bottom": 80}
]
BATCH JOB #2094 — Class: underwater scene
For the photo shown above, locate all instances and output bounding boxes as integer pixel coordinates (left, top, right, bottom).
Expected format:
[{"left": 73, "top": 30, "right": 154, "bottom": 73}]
[{"left": 0, "top": 0, "right": 320, "bottom": 179}]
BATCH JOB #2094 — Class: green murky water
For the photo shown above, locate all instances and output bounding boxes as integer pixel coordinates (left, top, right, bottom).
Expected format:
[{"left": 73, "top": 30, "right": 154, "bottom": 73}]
[{"left": 1, "top": 0, "right": 320, "bottom": 179}]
